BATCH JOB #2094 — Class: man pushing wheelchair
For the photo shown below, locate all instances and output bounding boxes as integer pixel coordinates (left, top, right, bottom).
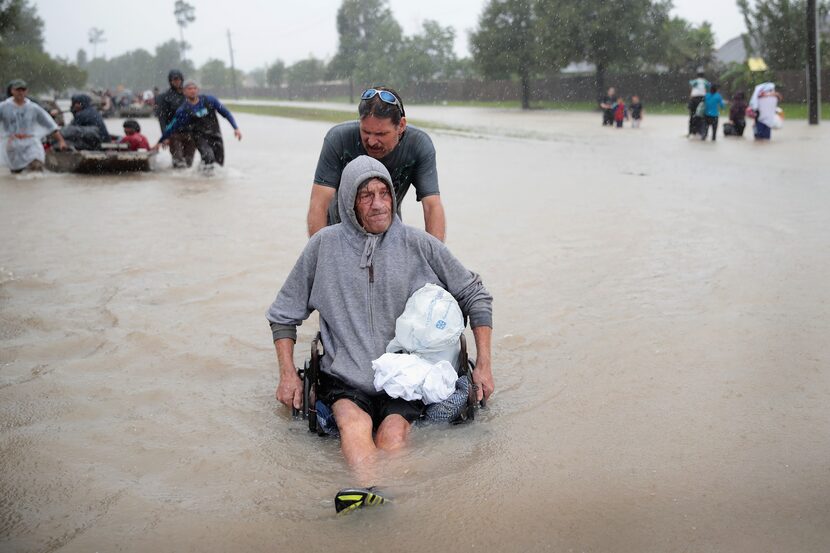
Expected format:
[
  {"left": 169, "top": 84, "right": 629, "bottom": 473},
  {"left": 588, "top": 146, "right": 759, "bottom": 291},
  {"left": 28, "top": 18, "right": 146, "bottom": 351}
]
[{"left": 266, "top": 156, "right": 494, "bottom": 514}]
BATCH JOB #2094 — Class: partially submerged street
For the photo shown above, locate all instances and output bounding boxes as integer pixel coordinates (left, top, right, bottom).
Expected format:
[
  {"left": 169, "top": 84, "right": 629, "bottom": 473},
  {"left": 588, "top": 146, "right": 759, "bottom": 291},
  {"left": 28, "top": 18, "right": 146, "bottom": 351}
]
[{"left": 2, "top": 106, "right": 829, "bottom": 551}]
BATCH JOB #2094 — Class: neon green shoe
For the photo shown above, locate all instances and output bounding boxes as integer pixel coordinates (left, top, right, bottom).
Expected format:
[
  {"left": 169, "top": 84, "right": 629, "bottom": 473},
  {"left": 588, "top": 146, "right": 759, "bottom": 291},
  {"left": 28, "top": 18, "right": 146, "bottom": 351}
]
[{"left": 335, "top": 487, "right": 389, "bottom": 515}]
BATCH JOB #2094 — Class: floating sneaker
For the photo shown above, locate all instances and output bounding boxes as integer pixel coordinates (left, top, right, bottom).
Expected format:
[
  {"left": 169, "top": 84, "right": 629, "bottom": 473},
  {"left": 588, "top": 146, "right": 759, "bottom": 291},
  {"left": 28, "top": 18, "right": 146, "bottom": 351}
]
[{"left": 335, "top": 487, "right": 389, "bottom": 515}]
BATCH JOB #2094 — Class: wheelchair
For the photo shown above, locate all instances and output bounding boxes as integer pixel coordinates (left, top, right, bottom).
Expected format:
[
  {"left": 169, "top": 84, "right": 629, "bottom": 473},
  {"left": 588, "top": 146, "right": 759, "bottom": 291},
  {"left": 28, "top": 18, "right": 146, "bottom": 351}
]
[{"left": 292, "top": 332, "right": 481, "bottom": 435}]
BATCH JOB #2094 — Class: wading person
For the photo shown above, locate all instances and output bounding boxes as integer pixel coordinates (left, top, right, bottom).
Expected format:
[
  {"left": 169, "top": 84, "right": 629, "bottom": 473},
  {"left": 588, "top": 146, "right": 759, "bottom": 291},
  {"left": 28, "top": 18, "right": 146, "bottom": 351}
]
[
  {"left": 267, "top": 156, "right": 493, "bottom": 513},
  {"left": 154, "top": 69, "right": 195, "bottom": 168},
  {"left": 687, "top": 70, "right": 710, "bottom": 137},
  {"left": 0, "top": 79, "right": 67, "bottom": 173},
  {"left": 725, "top": 91, "right": 747, "bottom": 137},
  {"left": 751, "top": 83, "right": 783, "bottom": 141},
  {"left": 306, "top": 86, "right": 446, "bottom": 241},
  {"left": 154, "top": 80, "right": 242, "bottom": 173},
  {"left": 701, "top": 84, "right": 725, "bottom": 141},
  {"left": 599, "top": 86, "right": 617, "bottom": 127}
]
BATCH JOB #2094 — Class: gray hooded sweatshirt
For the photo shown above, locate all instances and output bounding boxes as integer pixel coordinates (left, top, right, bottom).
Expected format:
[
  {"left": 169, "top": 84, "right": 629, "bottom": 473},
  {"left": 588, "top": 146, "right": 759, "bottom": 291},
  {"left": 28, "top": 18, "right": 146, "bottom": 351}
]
[{"left": 267, "top": 155, "right": 492, "bottom": 395}]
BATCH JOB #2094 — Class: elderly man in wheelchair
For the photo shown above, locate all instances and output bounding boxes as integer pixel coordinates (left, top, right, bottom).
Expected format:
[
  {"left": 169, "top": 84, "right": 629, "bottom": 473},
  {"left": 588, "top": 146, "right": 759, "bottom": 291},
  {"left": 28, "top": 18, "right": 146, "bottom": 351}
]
[{"left": 266, "top": 156, "right": 493, "bottom": 514}]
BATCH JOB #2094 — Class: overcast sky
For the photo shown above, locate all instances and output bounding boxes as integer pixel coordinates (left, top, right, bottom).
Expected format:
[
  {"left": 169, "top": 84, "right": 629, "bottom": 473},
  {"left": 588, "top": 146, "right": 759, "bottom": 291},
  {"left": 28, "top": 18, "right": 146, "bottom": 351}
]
[{"left": 36, "top": 0, "right": 748, "bottom": 72}]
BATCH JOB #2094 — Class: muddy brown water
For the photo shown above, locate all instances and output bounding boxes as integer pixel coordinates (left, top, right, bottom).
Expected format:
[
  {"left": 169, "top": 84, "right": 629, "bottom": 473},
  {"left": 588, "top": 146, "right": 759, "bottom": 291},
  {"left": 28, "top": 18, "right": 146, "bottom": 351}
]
[{"left": 2, "top": 107, "right": 829, "bottom": 552}]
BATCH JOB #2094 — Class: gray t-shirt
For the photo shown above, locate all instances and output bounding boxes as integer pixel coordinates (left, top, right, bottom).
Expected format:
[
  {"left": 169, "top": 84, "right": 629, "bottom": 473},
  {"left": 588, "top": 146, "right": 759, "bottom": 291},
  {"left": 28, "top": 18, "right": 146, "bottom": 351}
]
[{"left": 314, "top": 120, "right": 439, "bottom": 224}]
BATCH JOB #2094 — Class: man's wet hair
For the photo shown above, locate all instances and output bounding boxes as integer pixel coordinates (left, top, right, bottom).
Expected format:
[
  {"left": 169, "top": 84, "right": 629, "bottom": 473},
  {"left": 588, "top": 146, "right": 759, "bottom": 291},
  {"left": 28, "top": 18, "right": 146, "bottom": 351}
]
[
  {"left": 358, "top": 86, "right": 405, "bottom": 125},
  {"left": 710, "top": 83, "right": 719, "bottom": 93}
]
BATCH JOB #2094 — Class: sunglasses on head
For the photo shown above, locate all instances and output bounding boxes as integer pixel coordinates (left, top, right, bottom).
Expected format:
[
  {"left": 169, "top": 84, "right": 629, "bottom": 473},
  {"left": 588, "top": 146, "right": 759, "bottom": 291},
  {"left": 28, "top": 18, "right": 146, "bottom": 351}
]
[{"left": 360, "top": 88, "right": 405, "bottom": 116}]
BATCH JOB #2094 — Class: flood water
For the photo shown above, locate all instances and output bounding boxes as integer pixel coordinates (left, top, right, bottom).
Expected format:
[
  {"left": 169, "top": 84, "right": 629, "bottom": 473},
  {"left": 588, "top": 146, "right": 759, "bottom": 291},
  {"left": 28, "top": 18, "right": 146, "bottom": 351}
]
[{"left": 2, "top": 106, "right": 829, "bottom": 552}]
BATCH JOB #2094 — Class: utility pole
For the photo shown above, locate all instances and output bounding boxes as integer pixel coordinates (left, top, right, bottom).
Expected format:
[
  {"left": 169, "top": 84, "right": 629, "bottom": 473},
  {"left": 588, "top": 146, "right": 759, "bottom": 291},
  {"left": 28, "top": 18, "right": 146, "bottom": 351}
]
[
  {"left": 88, "top": 28, "right": 106, "bottom": 60},
  {"left": 807, "top": 0, "right": 821, "bottom": 125},
  {"left": 227, "top": 29, "right": 239, "bottom": 100}
]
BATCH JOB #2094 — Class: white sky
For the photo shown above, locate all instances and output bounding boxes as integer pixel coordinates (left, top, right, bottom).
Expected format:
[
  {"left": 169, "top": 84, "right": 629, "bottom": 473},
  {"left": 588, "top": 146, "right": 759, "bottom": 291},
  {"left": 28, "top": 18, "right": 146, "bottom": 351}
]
[{"left": 36, "top": 0, "right": 748, "bottom": 71}]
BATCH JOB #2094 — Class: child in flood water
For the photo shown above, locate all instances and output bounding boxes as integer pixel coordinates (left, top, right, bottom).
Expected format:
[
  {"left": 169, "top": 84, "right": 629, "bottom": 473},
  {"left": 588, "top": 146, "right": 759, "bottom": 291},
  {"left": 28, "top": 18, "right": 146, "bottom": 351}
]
[
  {"left": 613, "top": 97, "right": 628, "bottom": 128},
  {"left": 630, "top": 95, "right": 643, "bottom": 128},
  {"left": 119, "top": 119, "right": 150, "bottom": 151}
]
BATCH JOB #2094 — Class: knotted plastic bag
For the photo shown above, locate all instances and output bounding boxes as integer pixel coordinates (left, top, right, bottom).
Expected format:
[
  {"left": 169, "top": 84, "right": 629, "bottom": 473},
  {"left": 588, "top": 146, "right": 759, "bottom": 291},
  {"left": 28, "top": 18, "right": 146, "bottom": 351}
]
[{"left": 386, "top": 283, "right": 464, "bottom": 366}]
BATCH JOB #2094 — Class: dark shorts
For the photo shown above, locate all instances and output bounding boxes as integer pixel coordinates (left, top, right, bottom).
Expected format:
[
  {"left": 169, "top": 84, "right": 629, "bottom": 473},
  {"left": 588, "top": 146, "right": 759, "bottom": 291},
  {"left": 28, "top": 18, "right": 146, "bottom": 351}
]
[
  {"left": 754, "top": 121, "right": 771, "bottom": 139},
  {"left": 321, "top": 373, "right": 424, "bottom": 429}
]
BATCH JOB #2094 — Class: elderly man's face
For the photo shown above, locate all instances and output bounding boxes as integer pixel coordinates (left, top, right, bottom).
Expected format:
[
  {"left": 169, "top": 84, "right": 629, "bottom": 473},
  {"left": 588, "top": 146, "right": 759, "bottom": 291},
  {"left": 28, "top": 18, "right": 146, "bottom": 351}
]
[{"left": 355, "top": 178, "right": 393, "bottom": 234}]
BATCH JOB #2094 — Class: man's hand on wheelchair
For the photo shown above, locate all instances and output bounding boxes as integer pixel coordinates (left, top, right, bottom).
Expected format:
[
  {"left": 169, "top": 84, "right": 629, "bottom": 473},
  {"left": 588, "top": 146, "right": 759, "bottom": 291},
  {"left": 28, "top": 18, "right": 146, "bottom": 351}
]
[
  {"left": 276, "top": 372, "right": 303, "bottom": 410},
  {"left": 472, "top": 359, "right": 494, "bottom": 403}
]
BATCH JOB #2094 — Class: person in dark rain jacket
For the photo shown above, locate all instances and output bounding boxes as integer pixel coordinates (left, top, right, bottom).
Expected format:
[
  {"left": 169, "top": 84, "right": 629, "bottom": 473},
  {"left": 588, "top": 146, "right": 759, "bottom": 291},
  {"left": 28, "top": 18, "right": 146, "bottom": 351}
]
[
  {"left": 154, "top": 69, "right": 195, "bottom": 168},
  {"left": 68, "top": 94, "right": 110, "bottom": 143}
]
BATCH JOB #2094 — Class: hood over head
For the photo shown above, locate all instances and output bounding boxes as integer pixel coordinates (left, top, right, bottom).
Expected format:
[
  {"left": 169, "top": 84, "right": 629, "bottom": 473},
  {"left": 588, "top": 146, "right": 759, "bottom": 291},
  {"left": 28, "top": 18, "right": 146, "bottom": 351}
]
[
  {"left": 71, "top": 94, "right": 91, "bottom": 110},
  {"left": 338, "top": 155, "right": 397, "bottom": 233},
  {"left": 168, "top": 69, "right": 184, "bottom": 84},
  {"left": 337, "top": 155, "right": 398, "bottom": 268}
]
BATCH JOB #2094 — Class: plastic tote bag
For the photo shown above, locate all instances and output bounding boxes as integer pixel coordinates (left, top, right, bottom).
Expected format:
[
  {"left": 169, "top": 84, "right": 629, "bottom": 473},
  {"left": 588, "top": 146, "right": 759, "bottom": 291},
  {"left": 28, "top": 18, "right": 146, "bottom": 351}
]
[{"left": 386, "top": 283, "right": 464, "bottom": 366}]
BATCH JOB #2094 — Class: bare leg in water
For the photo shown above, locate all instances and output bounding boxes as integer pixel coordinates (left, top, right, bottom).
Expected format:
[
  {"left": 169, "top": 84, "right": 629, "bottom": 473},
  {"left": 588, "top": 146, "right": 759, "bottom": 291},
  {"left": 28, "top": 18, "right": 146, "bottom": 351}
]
[{"left": 332, "top": 399, "right": 411, "bottom": 486}]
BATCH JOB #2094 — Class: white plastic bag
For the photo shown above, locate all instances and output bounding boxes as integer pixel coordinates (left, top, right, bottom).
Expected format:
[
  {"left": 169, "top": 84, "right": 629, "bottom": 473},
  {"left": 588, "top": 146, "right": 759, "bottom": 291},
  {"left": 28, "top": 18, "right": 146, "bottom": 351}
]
[
  {"left": 386, "top": 283, "right": 464, "bottom": 366},
  {"left": 372, "top": 353, "right": 457, "bottom": 404}
]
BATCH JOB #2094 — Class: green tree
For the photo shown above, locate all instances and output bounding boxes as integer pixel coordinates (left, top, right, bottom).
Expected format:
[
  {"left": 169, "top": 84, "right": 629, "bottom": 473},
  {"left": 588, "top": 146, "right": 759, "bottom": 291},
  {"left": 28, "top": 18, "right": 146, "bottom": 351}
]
[
  {"left": 329, "top": 0, "right": 403, "bottom": 101},
  {"left": 86, "top": 48, "right": 156, "bottom": 90},
  {"left": 199, "top": 58, "right": 231, "bottom": 88},
  {"left": 286, "top": 56, "right": 326, "bottom": 85},
  {"left": 69, "top": 39, "right": 196, "bottom": 92},
  {"left": 248, "top": 67, "right": 266, "bottom": 87},
  {"left": 661, "top": 17, "right": 716, "bottom": 72},
  {"left": 470, "top": 0, "right": 558, "bottom": 109},
  {"left": 154, "top": 39, "right": 195, "bottom": 83},
  {"left": 537, "top": 0, "right": 672, "bottom": 96},
  {"left": 397, "top": 20, "right": 457, "bottom": 83},
  {"left": 0, "top": 0, "right": 44, "bottom": 49},
  {"left": 738, "top": 0, "right": 830, "bottom": 70},
  {"left": 266, "top": 59, "right": 285, "bottom": 88},
  {"left": 0, "top": 48, "right": 86, "bottom": 93},
  {"left": 0, "top": 0, "right": 86, "bottom": 93}
]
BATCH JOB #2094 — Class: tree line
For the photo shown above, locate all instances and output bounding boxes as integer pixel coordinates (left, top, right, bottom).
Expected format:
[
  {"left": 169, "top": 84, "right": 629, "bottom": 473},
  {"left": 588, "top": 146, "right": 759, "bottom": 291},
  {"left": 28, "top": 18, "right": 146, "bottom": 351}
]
[{"left": 1, "top": 0, "right": 826, "bottom": 103}]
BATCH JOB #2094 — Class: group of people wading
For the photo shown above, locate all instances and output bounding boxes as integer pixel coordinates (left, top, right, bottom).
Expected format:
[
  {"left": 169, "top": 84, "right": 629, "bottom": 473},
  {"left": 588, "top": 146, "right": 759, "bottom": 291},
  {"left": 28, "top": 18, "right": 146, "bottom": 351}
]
[
  {"left": 687, "top": 70, "right": 784, "bottom": 141},
  {"left": 152, "top": 69, "right": 242, "bottom": 174}
]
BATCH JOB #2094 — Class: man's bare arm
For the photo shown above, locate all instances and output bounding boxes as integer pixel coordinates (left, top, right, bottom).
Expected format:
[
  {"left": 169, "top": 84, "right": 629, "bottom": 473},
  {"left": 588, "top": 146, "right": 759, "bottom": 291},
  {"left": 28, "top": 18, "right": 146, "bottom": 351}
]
[
  {"left": 307, "top": 184, "right": 336, "bottom": 237},
  {"left": 50, "top": 130, "right": 67, "bottom": 150},
  {"left": 275, "top": 338, "right": 302, "bottom": 409},
  {"left": 471, "top": 325, "right": 493, "bottom": 402},
  {"left": 421, "top": 195, "right": 446, "bottom": 242}
]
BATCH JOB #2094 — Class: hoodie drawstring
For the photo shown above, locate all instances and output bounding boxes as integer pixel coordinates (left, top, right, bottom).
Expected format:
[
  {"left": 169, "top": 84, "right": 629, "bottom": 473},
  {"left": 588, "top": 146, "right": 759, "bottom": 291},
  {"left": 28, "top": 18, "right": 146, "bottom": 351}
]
[{"left": 360, "top": 234, "right": 380, "bottom": 269}]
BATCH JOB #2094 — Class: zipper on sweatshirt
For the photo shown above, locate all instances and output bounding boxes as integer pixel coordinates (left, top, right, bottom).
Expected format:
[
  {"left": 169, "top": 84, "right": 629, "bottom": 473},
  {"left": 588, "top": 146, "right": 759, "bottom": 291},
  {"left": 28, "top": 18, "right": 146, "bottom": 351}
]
[{"left": 367, "top": 264, "right": 375, "bottom": 335}]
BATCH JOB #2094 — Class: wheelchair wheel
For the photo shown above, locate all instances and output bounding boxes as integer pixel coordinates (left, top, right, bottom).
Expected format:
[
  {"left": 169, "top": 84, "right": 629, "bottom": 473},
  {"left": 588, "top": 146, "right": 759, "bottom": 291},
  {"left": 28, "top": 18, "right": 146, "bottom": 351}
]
[{"left": 304, "top": 369, "right": 317, "bottom": 433}]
